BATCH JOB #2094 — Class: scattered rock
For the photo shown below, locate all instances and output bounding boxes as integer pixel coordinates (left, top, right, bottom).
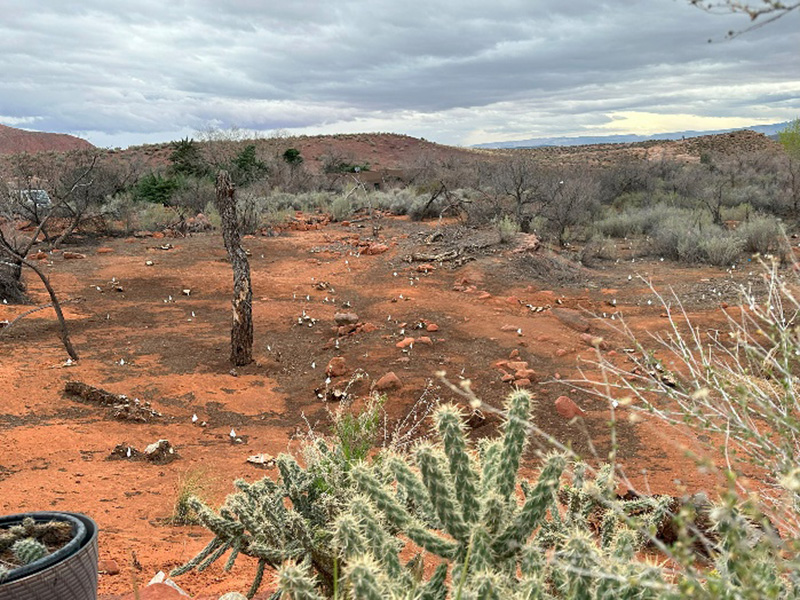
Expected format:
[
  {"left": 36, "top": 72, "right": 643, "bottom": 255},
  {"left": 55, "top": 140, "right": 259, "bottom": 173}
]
[
  {"left": 326, "top": 357, "right": 348, "bottom": 377},
  {"left": 30, "top": 251, "right": 48, "bottom": 260},
  {"left": 364, "top": 243, "right": 389, "bottom": 255},
  {"left": 246, "top": 453, "right": 276, "bottom": 469},
  {"left": 514, "top": 368, "right": 538, "bottom": 382},
  {"left": 555, "top": 348, "right": 569, "bottom": 357},
  {"left": 500, "top": 372, "right": 515, "bottom": 383},
  {"left": 552, "top": 308, "right": 590, "bottom": 332},
  {"left": 119, "top": 583, "right": 187, "bottom": 600},
  {"left": 514, "top": 378, "right": 531, "bottom": 387},
  {"left": 96, "top": 247, "right": 115, "bottom": 254},
  {"left": 425, "top": 323, "right": 439, "bottom": 332},
  {"left": 506, "top": 361, "right": 529, "bottom": 371},
  {"left": 145, "top": 260, "right": 155, "bottom": 266},
  {"left": 108, "top": 443, "right": 140, "bottom": 461},
  {"left": 360, "top": 322, "right": 378, "bottom": 333},
  {"left": 509, "top": 349, "right": 520, "bottom": 359},
  {"left": 580, "top": 333, "right": 609, "bottom": 350},
  {"left": 512, "top": 233, "right": 541, "bottom": 253},
  {"left": 500, "top": 324, "right": 519, "bottom": 332},
  {"left": 63, "top": 251, "right": 86, "bottom": 260},
  {"left": 554, "top": 396, "right": 586, "bottom": 419},
  {"left": 98, "top": 559, "right": 120, "bottom": 575},
  {"left": 334, "top": 312, "right": 359, "bottom": 325},
  {"left": 416, "top": 336, "right": 433, "bottom": 345},
  {"left": 416, "top": 263, "right": 435, "bottom": 273},
  {"left": 376, "top": 371, "right": 402, "bottom": 391},
  {"left": 143, "top": 440, "right": 177, "bottom": 464},
  {"left": 396, "top": 337, "right": 415, "bottom": 349},
  {"left": 477, "top": 292, "right": 492, "bottom": 300}
]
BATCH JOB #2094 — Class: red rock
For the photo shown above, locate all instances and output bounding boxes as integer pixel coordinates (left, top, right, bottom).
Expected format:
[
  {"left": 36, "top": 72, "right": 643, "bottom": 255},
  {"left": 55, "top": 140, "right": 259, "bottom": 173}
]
[
  {"left": 96, "top": 247, "right": 115, "bottom": 254},
  {"left": 579, "top": 333, "right": 609, "bottom": 350},
  {"left": 554, "top": 373, "right": 562, "bottom": 380},
  {"left": 555, "top": 348, "right": 568, "bottom": 357},
  {"left": 338, "top": 325, "right": 357, "bottom": 336},
  {"left": 416, "top": 263, "right": 436, "bottom": 273},
  {"left": 322, "top": 338, "right": 336, "bottom": 350},
  {"left": 509, "top": 349, "right": 520, "bottom": 359},
  {"left": 500, "top": 324, "right": 519, "bottom": 332},
  {"left": 396, "top": 337, "right": 415, "bottom": 349},
  {"left": 376, "top": 371, "right": 402, "bottom": 391},
  {"left": 63, "top": 251, "right": 86, "bottom": 260},
  {"left": 493, "top": 360, "right": 509, "bottom": 369},
  {"left": 326, "top": 357, "right": 348, "bottom": 377},
  {"left": 514, "top": 378, "right": 531, "bottom": 387},
  {"left": 98, "top": 559, "right": 120, "bottom": 575},
  {"left": 30, "top": 251, "right": 48, "bottom": 260},
  {"left": 417, "top": 336, "right": 433, "bottom": 345},
  {"left": 426, "top": 323, "right": 439, "bottom": 332},
  {"left": 152, "top": 231, "right": 165, "bottom": 239},
  {"left": 477, "top": 292, "right": 492, "bottom": 300},
  {"left": 360, "top": 322, "right": 378, "bottom": 333},
  {"left": 118, "top": 583, "right": 186, "bottom": 600},
  {"left": 506, "top": 296, "right": 520, "bottom": 305},
  {"left": 506, "top": 361, "right": 529, "bottom": 371},
  {"left": 554, "top": 396, "right": 586, "bottom": 419},
  {"left": 514, "top": 368, "right": 538, "bottom": 382},
  {"left": 552, "top": 308, "right": 590, "bottom": 332},
  {"left": 364, "top": 243, "right": 389, "bottom": 255}
]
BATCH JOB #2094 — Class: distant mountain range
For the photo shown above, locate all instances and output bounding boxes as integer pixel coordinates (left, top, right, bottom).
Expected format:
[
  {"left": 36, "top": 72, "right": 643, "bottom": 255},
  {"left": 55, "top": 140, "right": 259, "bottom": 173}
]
[{"left": 472, "top": 122, "right": 791, "bottom": 149}]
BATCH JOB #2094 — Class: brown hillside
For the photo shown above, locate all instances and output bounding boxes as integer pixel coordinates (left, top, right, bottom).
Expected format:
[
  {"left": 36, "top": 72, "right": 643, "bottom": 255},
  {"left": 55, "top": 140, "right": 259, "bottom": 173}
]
[{"left": 0, "top": 123, "right": 94, "bottom": 155}]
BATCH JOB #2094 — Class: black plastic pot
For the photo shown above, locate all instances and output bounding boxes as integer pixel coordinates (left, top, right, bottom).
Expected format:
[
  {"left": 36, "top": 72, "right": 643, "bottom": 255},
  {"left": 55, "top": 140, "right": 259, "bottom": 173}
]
[{"left": 0, "top": 512, "right": 98, "bottom": 600}]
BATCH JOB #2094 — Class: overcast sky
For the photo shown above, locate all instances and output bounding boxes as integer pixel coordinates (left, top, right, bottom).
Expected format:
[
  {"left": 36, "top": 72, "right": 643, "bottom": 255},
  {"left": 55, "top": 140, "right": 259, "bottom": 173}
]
[{"left": 1, "top": 1, "right": 798, "bottom": 148}]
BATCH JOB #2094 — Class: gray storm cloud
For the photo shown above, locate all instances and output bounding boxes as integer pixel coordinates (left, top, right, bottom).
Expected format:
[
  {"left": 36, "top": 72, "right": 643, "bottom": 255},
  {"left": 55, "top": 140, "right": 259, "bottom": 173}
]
[{"left": 0, "top": 0, "right": 797, "bottom": 146}]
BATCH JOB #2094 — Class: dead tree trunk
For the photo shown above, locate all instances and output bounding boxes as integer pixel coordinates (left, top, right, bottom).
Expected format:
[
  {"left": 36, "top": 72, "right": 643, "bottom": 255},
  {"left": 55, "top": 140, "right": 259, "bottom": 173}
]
[{"left": 215, "top": 170, "right": 253, "bottom": 366}]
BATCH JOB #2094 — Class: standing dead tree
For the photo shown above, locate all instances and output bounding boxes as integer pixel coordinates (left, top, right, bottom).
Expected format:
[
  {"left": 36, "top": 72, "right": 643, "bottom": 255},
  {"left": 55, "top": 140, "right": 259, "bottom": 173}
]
[
  {"left": 215, "top": 170, "right": 253, "bottom": 366},
  {"left": 0, "top": 234, "right": 79, "bottom": 360}
]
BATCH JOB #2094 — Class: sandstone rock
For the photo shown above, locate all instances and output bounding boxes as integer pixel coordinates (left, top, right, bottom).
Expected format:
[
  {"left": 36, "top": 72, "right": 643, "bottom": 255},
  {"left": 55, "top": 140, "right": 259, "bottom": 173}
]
[
  {"left": 416, "top": 263, "right": 435, "bottom": 273},
  {"left": 334, "top": 312, "right": 359, "bottom": 325},
  {"left": 500, "top": 324, "right": 519, "bottom": 332},
  {"left": 555, "top": 348, "right": 568, "bottom": 357},
  {"left": 425, "top": 323, "right": 439, "bottom": 332},
  {"left": 514, "top": 378, "right": 531, "bottom": 387},
  {"left": 376, "top": 371, "right": 402, "bottom": 391},
  {"left": 477, "top": 292, "right": 492, "bottom": 300},
  {"left": 501, "top": 372, "right": 515, "bottom": 383},
  {"left": 512, "top": 233, "right": 541, "bottom": 253},
  {"left": 579, "top": 333, "right": 609, "bottom": 350},
  {"left": 416, "top": 336, "right": 433, "bottom": 345},
  {"left": 119, "top": 583, "right": 187, "bottom": 599},
  {"left": 506, "top": 361, "right": 529, "bottom": 371},
  {"left": 30, "top": 251, "right": 48, "bottom": 260},
  {"left": 396, "top": 337, "right": 415, "bottom": 349},
  {"left": 96, "top": 247, "right": 115, "bottom": 254},
  {"left": 63, "top": 251, "right": 86, "bottom": 260},
  {"left": 509, "top": 349, "right": 520, "bottom": 359},
  {"left": 143, "top": 439, "right": 176, "bottom": 464},
  {"left": 554, "top": 396, "right": 586, "bottom": 419},
  {"left": 514, "top": 368, "right": 538, "bottom": 382},
  {"left": 326, "top": 357, "right": 348, "bottom": 377},
  {"left": 360, "top": 322, "right": 378, "bottom": 333},
  {"left": 98, "top": 559, "right": 120, "bottom": 575},
  {"left": 219, "top": 594, "right": 249, "bottom": 600},
  {"left": 364, "top": 243, "right": 389, "bottom": 255},
  {"left": 552, "top": 308, "right": 590, "bottom": 332}
]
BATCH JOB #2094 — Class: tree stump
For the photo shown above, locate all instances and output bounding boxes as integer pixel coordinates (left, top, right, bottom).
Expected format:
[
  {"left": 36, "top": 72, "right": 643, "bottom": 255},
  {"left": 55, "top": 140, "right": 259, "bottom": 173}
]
[{"left": 215, "top": 170, "right": 253, "bottom": 366}]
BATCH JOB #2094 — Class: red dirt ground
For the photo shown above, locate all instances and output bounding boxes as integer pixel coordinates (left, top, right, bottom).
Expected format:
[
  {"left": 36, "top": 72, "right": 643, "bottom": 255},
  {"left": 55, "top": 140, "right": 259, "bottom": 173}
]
[{"left": 0, "top": 215, "right": 780, "bottom": 598}]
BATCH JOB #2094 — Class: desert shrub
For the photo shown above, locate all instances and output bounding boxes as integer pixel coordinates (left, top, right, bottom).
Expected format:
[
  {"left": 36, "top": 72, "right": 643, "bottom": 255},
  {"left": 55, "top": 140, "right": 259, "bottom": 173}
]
[
  {"left": 133, "top": 202, "right": 177, "bottom": 231},
  {"left": 580, "top": 235, "right": 619, "bottom": 266},
  {"left": 169, "top": 469, "right": 211, "bottom": 526},
  {"left": 133, "top": 172, "right": 181, "bottom": 205},
  {"left": 736, "top": 215, "right": 785, "bottom": 255},
  {"left": 330, "top": 195, "right": 358, "bottom": 222},
  {"left": 494, "top": 214, "right": 520, "bottom": 242},
  {"left": 701, "top": 233, "right": 745, "bottom": 266}
]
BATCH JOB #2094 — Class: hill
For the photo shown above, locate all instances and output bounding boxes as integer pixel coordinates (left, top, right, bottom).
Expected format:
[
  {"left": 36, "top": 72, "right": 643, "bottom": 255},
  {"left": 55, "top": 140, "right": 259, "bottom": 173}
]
[{"left": 0, "top": 123, "right": 94, "bottom": 155}]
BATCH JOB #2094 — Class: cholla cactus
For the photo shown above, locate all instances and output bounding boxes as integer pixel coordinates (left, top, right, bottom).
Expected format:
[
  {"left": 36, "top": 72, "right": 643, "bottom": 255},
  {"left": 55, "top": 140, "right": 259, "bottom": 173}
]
[
  {"left": 11, "top": 537, "right": 49, "bottom": 565},
  {"left": 332, "top": 390, "right": 570, "bottom": 596},
  {"left": 172, "top": 442, "right": 346, "bottom": 599}
]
